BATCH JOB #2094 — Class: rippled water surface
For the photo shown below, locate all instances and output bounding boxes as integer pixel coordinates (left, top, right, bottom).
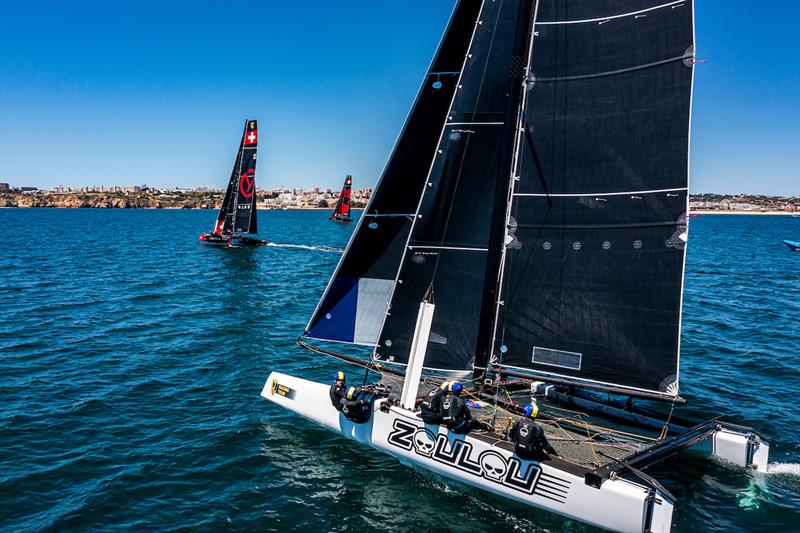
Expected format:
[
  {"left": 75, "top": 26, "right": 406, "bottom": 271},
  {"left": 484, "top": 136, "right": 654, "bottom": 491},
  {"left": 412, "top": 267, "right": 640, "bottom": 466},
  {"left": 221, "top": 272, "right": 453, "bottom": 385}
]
[{"left": 1, "top": 209, "right": 798, "bottom": 532}]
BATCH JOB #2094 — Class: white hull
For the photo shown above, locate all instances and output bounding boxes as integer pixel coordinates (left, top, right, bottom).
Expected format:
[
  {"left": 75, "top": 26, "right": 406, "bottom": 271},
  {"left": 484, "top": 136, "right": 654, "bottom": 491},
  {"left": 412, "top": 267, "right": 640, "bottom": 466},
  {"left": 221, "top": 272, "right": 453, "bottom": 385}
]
[{"left": 262, "top": 372, "right": 675, "bottom": 532}]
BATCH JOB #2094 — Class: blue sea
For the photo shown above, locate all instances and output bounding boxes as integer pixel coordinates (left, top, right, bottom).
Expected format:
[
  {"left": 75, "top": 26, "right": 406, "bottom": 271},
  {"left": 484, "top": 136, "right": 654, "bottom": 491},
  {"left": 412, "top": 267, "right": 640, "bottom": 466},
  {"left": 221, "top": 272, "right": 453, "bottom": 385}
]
[{"left": 1, "top": 208, "right": 798, "bottom": 532}]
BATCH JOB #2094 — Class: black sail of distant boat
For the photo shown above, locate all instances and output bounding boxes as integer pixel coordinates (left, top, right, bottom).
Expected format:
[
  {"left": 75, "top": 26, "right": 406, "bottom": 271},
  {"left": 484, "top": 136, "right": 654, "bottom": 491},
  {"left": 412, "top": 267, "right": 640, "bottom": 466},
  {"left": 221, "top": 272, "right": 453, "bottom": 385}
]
[
  {"left": 303, "top": 0, "right": 482, "bottom": 345},
  {"left": 212, "top": 120, "right": 259, "bottom": 235},
  {"left": 329, "top": 175, "right": 353, "bottom": 222}
]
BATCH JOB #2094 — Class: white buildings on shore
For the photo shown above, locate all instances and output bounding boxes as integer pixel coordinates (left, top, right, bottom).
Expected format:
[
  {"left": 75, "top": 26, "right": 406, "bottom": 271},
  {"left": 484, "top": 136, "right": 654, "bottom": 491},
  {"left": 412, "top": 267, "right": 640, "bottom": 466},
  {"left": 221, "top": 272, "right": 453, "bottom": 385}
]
[{"left": 41, "top": 184, "right": 373, "bottom": 209}]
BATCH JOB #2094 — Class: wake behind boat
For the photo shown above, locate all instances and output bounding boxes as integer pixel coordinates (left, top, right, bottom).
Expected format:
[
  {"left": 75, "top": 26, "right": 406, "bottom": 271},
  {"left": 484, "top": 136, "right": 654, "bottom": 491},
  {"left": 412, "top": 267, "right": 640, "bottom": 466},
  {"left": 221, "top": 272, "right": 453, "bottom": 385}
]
[
  {"left": 262, "top": 2, "right": 769, "bottom": 531},
  {"left": 199, "top": 119, "right": 267, "bottom": 247}
]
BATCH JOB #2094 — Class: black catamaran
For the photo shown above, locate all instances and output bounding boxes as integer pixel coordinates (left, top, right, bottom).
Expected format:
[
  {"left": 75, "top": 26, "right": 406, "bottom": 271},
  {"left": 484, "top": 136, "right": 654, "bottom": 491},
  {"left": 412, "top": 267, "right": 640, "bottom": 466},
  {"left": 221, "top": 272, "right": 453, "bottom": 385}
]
[
  {"left": 263, "top": 2, "right": 769, "bottom": 531},
  {"left": 329, "top": 175, "right": 353, "bottom": 222},
  {"left": 200, "top": 119, "right": 267, "bottom": 246}
]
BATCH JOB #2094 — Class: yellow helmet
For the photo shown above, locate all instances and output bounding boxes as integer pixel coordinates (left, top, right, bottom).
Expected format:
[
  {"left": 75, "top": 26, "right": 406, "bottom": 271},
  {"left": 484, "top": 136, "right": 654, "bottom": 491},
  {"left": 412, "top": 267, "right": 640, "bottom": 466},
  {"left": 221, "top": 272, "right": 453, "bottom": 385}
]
[
  {"left": 335, "top": 371, "right": 345, "bottom": 382},
  {"left": 524, "top": 403, "right": 539, "bottom": 419},
  {"left": 439, "top": 381, "right": 451, "bottom": 391},
  {"left": 346, "top": 386, "right": 358, "bottom": 400}
]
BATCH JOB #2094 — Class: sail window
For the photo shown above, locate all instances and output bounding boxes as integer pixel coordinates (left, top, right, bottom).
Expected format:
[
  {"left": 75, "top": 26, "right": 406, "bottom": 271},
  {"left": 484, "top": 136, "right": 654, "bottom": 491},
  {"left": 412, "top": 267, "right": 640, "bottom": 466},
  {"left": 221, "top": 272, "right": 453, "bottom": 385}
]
[
  {"left": 532, "top": 347, "right": 582, "bottom": 371},
  {"left": 385, "top": 339, "right": 393, "bottom": 347},
  {"left": 368, "top": 222, "right": 378, "bottom": 230}
]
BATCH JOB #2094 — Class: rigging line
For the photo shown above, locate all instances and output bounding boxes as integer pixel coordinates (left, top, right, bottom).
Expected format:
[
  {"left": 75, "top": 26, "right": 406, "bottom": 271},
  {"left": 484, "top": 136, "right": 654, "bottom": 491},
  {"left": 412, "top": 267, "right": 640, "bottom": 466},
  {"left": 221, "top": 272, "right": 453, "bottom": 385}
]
[
  {"left": 536, "top": 54, "right": 693, "bottom": 83},
  {"left": 535, "top": 0, "right": 685, "bottom": 25},
  {"left": 659, "top": 396, "right": 679, "bottom": 440}
]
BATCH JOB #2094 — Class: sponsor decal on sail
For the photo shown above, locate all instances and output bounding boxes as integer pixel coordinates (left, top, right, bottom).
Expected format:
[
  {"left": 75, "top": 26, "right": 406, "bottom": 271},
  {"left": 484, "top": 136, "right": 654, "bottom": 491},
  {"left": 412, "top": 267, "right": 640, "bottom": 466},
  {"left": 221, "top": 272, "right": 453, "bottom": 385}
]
[{"left": 239, "top": 168, "right": 255, "bottom": 199}]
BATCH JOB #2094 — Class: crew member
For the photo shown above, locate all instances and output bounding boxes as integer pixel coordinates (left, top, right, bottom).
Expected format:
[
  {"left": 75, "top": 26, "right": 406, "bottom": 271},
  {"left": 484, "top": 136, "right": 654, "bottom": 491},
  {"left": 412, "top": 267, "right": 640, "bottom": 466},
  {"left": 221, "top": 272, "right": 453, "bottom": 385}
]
[
  {"left": 339, "top": 386, "right": 372, "bottom": 423},
  {"left": 418, "top": 381, "right": 450, "bottom": 424},
  {"left": 507, "top": 403, "right": 558, "bottom": 460},
  {"left": 441, "top": 382, "right": 492, "bottom": 434},
  {"left": 330, "top": 371, "right": 346, "bottom": 411}
]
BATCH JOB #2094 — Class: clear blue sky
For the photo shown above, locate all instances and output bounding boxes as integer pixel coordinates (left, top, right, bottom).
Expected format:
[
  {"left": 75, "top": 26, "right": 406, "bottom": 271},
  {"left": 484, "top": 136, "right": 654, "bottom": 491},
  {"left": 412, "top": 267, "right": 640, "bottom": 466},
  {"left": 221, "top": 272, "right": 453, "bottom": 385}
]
[{"left": 1, "top": 0, "right": 798, "bottom": 195}]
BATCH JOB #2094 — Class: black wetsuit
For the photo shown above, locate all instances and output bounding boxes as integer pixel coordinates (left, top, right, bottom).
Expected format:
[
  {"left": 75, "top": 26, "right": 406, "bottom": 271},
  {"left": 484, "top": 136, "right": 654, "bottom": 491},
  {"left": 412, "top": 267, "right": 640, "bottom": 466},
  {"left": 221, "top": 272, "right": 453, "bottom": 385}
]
[
  {"left": 507, "top": 418, "right": 557, "bottom": 460},
  {"left": 339, "top": 388, "right": 372, "bottom": 423},
  {"left": 440, "top": 393, "right": 488, "bottom": 434},
  {"left": 419, "top": 388, "right": 447, "bottom": 424},
  {"left": 329, "top": 383, "right": 346, "bottom": 411}
]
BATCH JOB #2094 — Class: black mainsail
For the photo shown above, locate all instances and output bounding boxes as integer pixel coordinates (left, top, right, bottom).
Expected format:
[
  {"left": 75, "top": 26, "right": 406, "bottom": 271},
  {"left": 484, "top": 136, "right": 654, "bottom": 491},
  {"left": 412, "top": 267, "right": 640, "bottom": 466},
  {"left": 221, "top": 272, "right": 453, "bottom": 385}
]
[
  {"left": 491, "top": 0, "right": 694, "bottom": 397},
  {"left": 213, "top": 119, "right": 259, "bottom": 235},
  {"left": 304, "top": 0, "right": 694, "bottom": 400}
]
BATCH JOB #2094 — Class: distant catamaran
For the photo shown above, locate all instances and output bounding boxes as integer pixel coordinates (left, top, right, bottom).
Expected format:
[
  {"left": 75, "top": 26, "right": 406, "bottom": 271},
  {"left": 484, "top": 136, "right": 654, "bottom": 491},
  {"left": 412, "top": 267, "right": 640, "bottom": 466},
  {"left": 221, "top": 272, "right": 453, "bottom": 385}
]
[
  {"left": 329, "top": 175, "right": 353, "bottom": 222},
  {"left": 199, "top": 119, "right": 267, "bottom": 246},
  {"left": 262, "top": 2, "right": 769, "bottom": 531}
]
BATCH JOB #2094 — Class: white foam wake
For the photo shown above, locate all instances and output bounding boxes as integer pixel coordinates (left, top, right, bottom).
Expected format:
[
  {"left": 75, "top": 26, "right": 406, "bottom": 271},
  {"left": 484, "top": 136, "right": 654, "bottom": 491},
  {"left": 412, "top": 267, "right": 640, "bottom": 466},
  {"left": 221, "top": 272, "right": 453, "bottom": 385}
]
[
  {"left": 766, "top": 463, "right": 800, "bottom": 475},
  {"left": 267, "top": 243, "right": 343, "bottom": 253}
]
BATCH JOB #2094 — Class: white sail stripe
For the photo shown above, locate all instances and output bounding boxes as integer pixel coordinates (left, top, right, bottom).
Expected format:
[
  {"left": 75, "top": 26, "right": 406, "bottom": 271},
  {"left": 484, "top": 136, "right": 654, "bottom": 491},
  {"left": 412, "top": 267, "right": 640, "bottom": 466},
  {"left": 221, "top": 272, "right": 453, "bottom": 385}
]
[
  {"left": 408, "top": 245, "right": 489, "bottom": 252},
  {"left": 535, "top": 1, "right": 685, "bottom": 25},
  {"left": 513, "top": 187, "right": 687, "bottom": 198},
  {"left": 445, "top": 121, "right": 505, "bottom": 126}
]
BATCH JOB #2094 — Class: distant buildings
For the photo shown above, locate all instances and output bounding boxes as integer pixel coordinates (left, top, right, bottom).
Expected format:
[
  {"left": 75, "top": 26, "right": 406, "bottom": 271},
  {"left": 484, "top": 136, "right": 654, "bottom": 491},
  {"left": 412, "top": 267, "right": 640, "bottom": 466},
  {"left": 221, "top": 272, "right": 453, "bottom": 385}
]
[{"left": 689, "top": 194, "right": 798, "bottom": 212}]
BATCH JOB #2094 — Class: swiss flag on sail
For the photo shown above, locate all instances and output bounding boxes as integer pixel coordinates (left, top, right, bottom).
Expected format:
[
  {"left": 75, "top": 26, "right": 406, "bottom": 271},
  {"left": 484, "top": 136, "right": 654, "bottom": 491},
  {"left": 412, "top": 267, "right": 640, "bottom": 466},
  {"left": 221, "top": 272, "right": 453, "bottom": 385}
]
[{"left": 244, "top": 128, "right": 257, "bottom": 145}]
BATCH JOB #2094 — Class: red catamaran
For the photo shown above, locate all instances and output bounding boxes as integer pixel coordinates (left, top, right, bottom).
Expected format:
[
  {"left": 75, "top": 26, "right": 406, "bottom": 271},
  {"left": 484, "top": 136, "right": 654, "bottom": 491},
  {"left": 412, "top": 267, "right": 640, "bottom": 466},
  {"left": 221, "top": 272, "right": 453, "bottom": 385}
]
[
  {"left": 199, "top": 119, "right": 267, "bottom": 246},
  {"left": 328, "top": 175, "right": 353, "bottom": 222}
]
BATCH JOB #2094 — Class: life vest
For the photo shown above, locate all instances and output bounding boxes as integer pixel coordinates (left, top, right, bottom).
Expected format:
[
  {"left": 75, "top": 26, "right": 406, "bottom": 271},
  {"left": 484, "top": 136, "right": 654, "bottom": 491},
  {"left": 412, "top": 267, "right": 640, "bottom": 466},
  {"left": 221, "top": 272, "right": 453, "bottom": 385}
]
[
  {"left": 329, "top": 383, "right": 345, "bottom": 411},
  {"left": 511, "top": 419, "right": 545, "bottom": 458},
  {"left": 340, "top": 389, "right": 373, "bottom": 424},
  {"left": 419, "top": 389, "right": 445, "bottom": 424},
  {"left": 440, "top": 393, "right": 466, "bottom": 428}
]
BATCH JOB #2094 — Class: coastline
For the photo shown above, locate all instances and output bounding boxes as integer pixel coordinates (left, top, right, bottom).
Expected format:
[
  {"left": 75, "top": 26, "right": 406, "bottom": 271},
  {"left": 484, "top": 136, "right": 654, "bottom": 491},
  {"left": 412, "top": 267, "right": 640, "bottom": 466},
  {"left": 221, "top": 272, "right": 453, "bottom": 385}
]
[{"left": 690, "top": 210, "right": 797, "bottom": 216}]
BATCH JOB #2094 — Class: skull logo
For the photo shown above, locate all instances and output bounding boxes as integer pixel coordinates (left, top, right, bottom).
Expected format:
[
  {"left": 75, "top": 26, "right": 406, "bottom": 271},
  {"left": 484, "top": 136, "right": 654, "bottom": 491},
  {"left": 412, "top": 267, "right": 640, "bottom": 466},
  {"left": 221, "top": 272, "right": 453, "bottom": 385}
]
[
  {"left": 519, "top": 426, "right": 529, "bottom": 438},
  {"left": 479, "top": 451, "right": 508, "bottom": 483},
  {"left": 412, "top": 429, "right": 436, "bottom": 457}
]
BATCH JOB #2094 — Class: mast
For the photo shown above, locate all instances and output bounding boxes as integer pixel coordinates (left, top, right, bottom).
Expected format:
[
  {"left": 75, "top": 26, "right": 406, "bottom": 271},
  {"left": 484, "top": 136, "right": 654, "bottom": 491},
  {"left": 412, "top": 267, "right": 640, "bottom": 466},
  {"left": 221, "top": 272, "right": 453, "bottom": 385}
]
[{"left": 472, "top": 1, "right": 538, "bottom": 381}]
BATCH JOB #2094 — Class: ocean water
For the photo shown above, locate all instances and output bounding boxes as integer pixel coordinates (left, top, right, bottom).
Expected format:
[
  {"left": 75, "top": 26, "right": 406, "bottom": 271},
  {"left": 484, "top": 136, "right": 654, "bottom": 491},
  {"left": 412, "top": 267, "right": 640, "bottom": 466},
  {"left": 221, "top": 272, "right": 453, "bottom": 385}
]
[{"left": 0, "top": 208, "right": 798, "bottom": 532}]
